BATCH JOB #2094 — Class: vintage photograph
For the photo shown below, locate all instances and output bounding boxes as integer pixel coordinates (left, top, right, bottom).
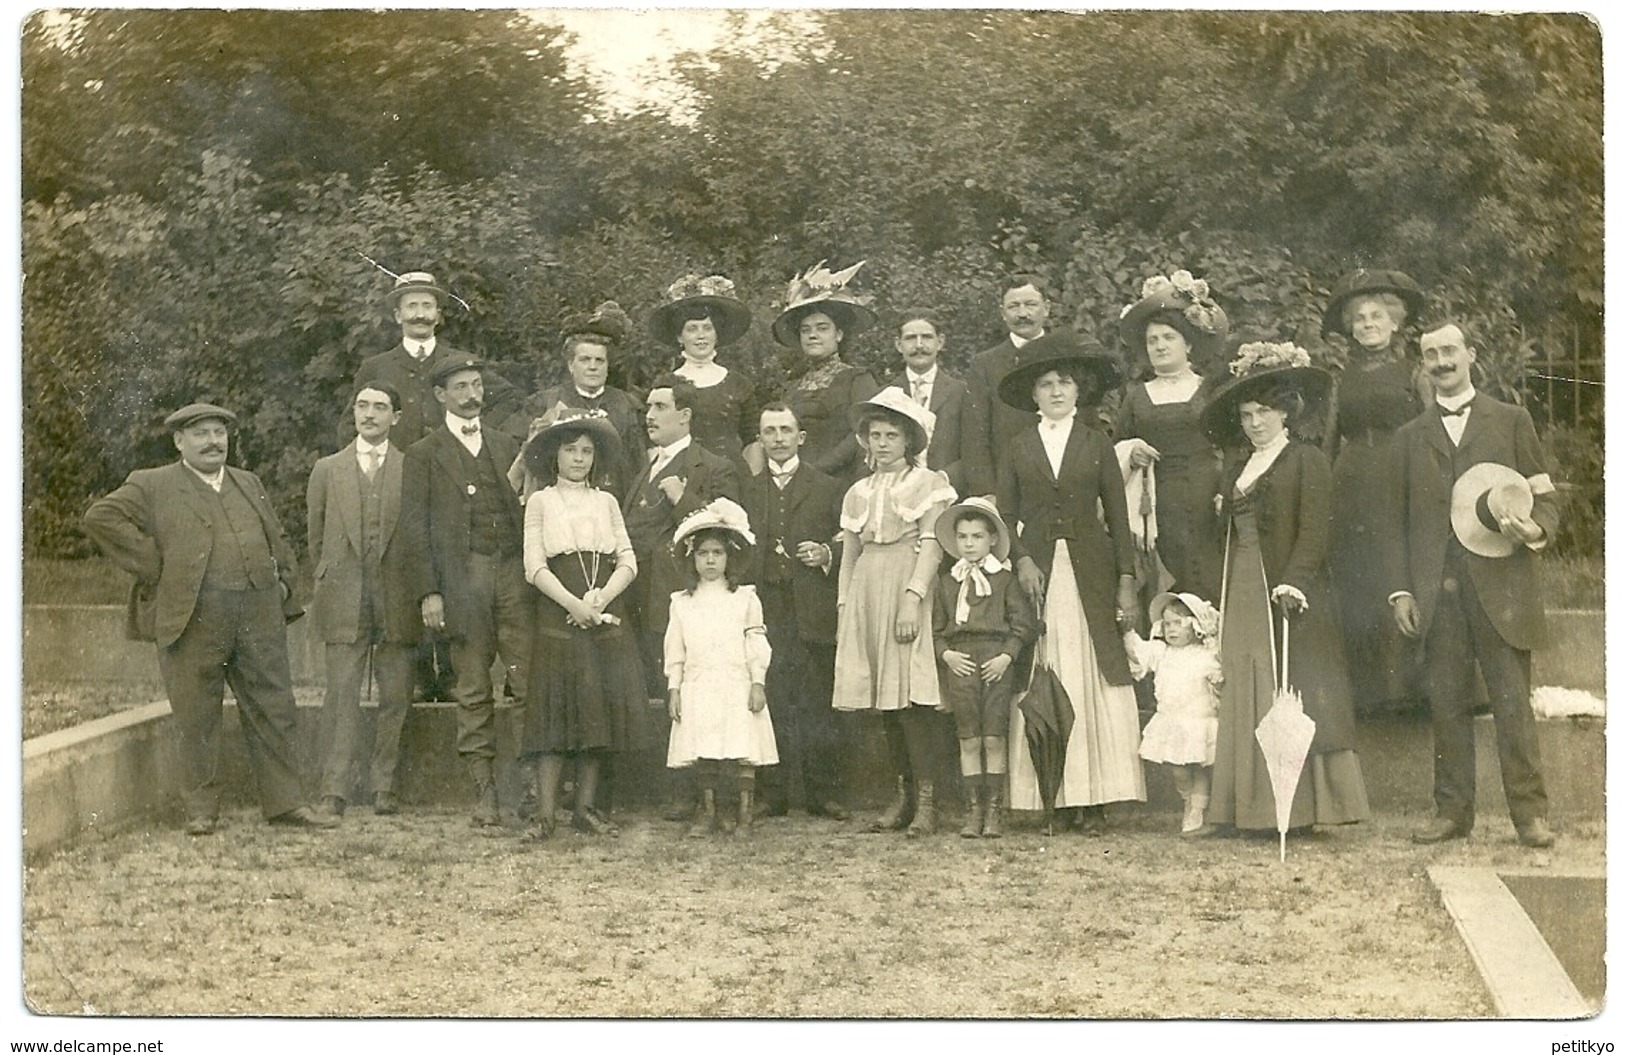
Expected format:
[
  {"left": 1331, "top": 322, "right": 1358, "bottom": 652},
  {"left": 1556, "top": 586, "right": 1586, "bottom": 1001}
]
[{"left": 13, "top": 5, "right": 1606, "bottom": 1043}]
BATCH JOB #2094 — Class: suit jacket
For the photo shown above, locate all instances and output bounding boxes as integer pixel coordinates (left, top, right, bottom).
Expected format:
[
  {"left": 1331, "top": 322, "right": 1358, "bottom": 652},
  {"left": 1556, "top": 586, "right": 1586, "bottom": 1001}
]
[
  {"left": 354, "top": 341, "right": 521, "bottom": 448},
  {"left": 1387, "top": 395, "right": 1559, "bottom": 651},
  {"left": 82, "top": 462, "right": 303, "bottom": 648},
  {"left": 997, "top": 420, "right": 1135, "bottom": 685},
  {"left": 622, "top": 439, "right": 740, "bottom": 631},
  {"left": 742, "top": 462, "right": 843, "bottom": 646},
  {"left": 882, "top": 367, "right": 968, "bottom": 495},
  {"left": 398, "top": 423, "right": 525, "bottom": 642},
  {"left": 962, "top": 335, "right": 1042, "bottom": 497},
  {"left": 306, "top": 440, "right": 416, "bottom": 644}
]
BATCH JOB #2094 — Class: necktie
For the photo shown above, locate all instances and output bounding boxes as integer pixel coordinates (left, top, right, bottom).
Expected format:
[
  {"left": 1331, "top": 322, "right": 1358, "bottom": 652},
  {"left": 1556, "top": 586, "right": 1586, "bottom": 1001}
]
[
  {"left": 1439, "top": 399, "right": 1473, "bottom": 417},
  {"left": 772, "top": 471, "right": 793, "bottom": 490},
  {"left": 363, "top": 449, "right": 381, "bottom": 479},
  {"left": 912, "top": 378, "right": 927, "bottom": 405},
  {"left": 461, "top": 422, "right": 480, "bottom": 436}
]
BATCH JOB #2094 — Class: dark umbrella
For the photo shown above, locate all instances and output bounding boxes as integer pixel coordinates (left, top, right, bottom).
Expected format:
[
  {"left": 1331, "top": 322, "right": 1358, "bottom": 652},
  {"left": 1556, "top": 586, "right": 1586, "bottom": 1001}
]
[{"left": 1018, "top": 659, "right": 1075, "bottom": 836}]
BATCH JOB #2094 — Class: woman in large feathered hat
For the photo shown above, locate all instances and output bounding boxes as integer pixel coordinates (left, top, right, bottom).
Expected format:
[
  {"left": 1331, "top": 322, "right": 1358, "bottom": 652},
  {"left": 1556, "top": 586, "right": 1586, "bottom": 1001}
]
[{"left": 648, "top": 273, "right": 755, "bottom": 475}]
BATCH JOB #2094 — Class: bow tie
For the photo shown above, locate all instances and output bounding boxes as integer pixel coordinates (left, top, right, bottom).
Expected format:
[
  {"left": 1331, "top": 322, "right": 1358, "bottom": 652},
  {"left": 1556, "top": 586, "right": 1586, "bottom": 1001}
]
[
  {"left": 461, "top": 422, "right": 480, "bottom": 436},
  {"left": 949, "top": 555, "right": 1007, "bottom": 623},
  {"left": 1438, "top": 400, "right": 1473, "bottom": 418}
]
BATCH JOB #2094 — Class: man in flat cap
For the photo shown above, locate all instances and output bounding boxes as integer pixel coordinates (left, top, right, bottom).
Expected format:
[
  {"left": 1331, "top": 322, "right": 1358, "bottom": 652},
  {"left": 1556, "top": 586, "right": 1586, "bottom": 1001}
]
[
  {"left": 399, "top": 357, "right": 532, "bottom": 826},
  {"left": 83, "top": 403, "right": 337, "bottom": 833}
]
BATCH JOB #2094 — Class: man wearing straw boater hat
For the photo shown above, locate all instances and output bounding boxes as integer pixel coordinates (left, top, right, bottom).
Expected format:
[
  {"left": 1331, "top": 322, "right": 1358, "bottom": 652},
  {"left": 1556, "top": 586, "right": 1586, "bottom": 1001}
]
[
  {"left": 1387, "top": 322, "right": 1560, "bottom": 849},
  {"left": 82, "top": 403, "right": 337, "bottom": 833}
]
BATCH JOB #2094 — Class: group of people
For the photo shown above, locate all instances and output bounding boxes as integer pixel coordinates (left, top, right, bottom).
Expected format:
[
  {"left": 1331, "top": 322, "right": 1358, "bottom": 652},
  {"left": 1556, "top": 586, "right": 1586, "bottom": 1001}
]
[{"left": 81, "top": 261, "right": 1562, "bottom": 851}]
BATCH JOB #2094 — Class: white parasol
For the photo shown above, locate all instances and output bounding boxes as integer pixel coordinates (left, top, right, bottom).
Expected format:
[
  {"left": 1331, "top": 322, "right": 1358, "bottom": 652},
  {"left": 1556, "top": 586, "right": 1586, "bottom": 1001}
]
[{"left": 1253, "top": 608, "right": 1317, "bottom": 861}]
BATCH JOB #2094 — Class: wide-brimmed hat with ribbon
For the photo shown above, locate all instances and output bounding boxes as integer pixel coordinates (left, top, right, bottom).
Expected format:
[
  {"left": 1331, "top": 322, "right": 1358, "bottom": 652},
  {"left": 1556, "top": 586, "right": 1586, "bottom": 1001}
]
[
  {"left": 520, "top": 407, "right": 624, "bottom": 484},
  {"left": 647, "top": 274, "right": 753, "bottom": 349},
  {"left": 771, "top": 260, "right": 878, "bottom": 347},
  {"left": 385, "top": 270, "right": 450, "bottom": 310},
  {"left": 934, "top": 495, "right": 1011, "bottom": 562},
  {"left": 849, "top": 386, "right": 935, "bottom": 466},
  {"left": 1118, "top": 271, "right": 1230, "bottom": 364},
  {"left": 1200, "top": 341, "right": 1334, "bottom": 448},
  {"left": 996, "top": 329, "right": 1124, "bottom": 412},
  {"left": 1450, "top": 462, "right": 1537, "bottom": 559},
  {"left": 671, "top": 496, "right": 757, "bottom": 556},
  {"left": 1321, "top": 268, "right": 1426, "bottom": 339},
  {"left": 1149, "top": 590, "right": 1219, "bottom": 641}
]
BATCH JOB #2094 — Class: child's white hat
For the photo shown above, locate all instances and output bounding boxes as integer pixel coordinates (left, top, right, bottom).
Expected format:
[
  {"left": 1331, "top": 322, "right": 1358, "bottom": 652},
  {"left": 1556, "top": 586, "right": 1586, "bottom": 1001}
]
[
  {"left": 672, "top": 497, "right": 756, "bottom": 555},
  {"left": 1149, "top": 591, "right": 1219, "bottom": 640},
  {"left": 933, "top": 495, "right": 1011, "bottom": 562}
]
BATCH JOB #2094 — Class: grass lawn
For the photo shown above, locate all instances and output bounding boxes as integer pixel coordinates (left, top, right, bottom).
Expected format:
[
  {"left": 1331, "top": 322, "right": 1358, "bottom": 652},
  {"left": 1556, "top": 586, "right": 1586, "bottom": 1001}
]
[{"left": 28, "top": 801, "right": 1599, "bottom": 1020}]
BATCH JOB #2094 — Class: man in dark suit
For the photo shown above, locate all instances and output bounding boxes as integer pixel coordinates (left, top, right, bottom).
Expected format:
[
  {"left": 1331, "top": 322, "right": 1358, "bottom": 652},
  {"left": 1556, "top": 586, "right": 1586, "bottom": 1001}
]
[
  {"left": 82, "top": 403, "right": 337, "bottom": 833},
  {"left": 1388, "top": 322, "right": 1560, "bottom": 849},
  {"left": 884, "top": 310, "right": 968, "bottom": 495},
  {"left": 307, "top": 382, "right": 416, "bottom": 817},
  {"left": 399, "top": 357, "right": 532, "bottom": 827},
  {"left": 354, "top": 270, "right": 518, "bottom": 703},
  {"left": 743, "top": 403, "right": 851, "bottom": 820},
  {"left": 622, "top": 373, "right": 742, "bottom": 690},
  {"left": 959, "top": 276, "right": 1051, "bottom": 499}
]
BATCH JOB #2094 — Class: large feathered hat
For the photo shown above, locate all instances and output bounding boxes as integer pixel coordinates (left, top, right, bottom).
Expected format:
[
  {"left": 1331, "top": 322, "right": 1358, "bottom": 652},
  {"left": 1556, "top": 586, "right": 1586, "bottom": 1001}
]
[
  {"left": 647, "top": 274, "right": 753, "bottom": 348},
  {"left": 771, "top": 260, "right": 878, "bottom": 347},
  {"left": 1118, "top": 271, "right": 1230, "bottom": 364},
  {"left": 1200, "top": 341, "right": 1333, "bottom": 447}
]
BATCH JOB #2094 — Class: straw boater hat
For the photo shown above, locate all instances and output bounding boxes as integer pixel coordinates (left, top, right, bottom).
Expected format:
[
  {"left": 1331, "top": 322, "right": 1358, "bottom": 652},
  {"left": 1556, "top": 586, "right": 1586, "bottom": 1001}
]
[
  {"left": 671, "top": 496, "right": 757, "bottom": 556},
  {"left": 1199, "top": 341, "right": 1334, "bottom": 448},
  {"left": 934, "top": 495, "right": 1011, "bottom": 562},
  {"left": 563, "top": 301, "right": 633, "bottom": 348},
  {"left": 1118, "top": 270, "right": 1230, "bottom": 364},
  {"left": 770, "top": 260, "right": 878, "bottom": 348},
  {"left": 1149, "top": 591, "right": 1220, "bottom": 641},
  {"left": 1320, "top": 267, "right": 1426, "bottom": 339},
  {"left": 647, "top": 274, "right": 753, "bottom": 349},
  {"left": 520, "top": 407, "right": 624, "bottom": 483},
  {"left": 995, "top": 329, "right": 1124, "bottom": 412},
  {"left": 1450, "top": 462, "right": 1536, "bottom": 559},
  {"left": 385, "top": 270, "right": 449, "bottom": 309},
  {"left": 165, "top": 402, "right": 236, "bottom": 430},
  {"left": 849, "top": 387, "right": 935, "bottom": 467}
]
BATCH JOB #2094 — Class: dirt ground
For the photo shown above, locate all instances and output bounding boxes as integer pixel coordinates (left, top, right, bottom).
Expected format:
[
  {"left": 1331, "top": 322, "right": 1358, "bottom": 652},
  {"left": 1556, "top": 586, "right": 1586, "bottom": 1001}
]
[{"left": 22, "top": 800, "right": 1603, "bottom": 1022}]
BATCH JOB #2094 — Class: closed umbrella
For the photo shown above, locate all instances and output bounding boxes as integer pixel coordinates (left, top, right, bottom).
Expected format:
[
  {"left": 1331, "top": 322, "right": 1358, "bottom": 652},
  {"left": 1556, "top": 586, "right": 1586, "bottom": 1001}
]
[
  {"left": 1018, "top": 648, "right": 1075, "bottom": 837},
  {"left": 1253, "top": 609, "right": 1317, "bottom": 861}
]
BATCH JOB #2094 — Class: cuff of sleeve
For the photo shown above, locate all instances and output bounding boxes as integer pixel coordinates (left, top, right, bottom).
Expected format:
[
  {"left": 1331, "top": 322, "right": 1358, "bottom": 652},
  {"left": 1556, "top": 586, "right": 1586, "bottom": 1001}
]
[{"left": 1387, "top": 591, "right": 1414, "bottom": 605}]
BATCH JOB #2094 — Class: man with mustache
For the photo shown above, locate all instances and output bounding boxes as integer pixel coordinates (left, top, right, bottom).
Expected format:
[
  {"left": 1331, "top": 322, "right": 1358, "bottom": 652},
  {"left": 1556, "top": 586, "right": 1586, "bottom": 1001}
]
[
  {"left": 399, "top": 358, "right": 532, "bottom": 827},
  {"left": 959, "top": 276, "right": 1051, "bottom": 500},
  {"left": 83, "top": 403, "right": 337, "bottom": 833},
  {"left": 1387, "top": 322, "right": 1560, "bottom": 849},
  {"left": 355, "top": 270, "right": 521, "bottom": 704},
  {"left": 883, "top": 310, "right": 968, "bottom": 494}
]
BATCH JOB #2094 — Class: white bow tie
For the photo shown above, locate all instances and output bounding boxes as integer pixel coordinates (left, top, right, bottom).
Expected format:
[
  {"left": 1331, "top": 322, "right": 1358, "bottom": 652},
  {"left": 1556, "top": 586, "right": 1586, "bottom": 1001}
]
[{"left": 949, "top": 554, "right": 1007, "bottom": 623}]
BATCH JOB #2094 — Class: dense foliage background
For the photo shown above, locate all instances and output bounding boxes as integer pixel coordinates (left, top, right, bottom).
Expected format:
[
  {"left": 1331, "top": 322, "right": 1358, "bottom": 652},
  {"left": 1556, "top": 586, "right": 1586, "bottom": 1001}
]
[{"left": 22, "top": 10, "right": 1603, "bottom": 559}]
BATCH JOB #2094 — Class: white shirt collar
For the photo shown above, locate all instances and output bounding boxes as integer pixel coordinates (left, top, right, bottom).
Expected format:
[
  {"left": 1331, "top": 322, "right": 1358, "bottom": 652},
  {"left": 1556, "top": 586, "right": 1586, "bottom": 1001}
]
[
  {"left": 575, "top": 385, "right": 606, "bottom": 400},
  {"left": 1039, "top": 409, "right": 1076, "bottom": 432},
  {"left": 356, "top": 437, "right": 389, "bottom": 457},
  {"left": 905, "top": 365, "right": 938, "bottom": 386},
  {"left": 1248, "top": 429, "right": 1290, "bottom": 458},
  {"left": 767, "top": 456, "right": 801, "bottom": 476},
  {"left": 405, "top": 336, "right": 436, "bottom": 360},
  {"left": 1009, "top": 329, "right": 1043, "bottom": 350},
  {"left": 1437, "top": 384, "right": 1477, "bottom": 413},
  {"left": 446, "top": 411, "right": 481, "bottom": 434},
  {"left": 651, "top": 434, "right": 692, "bottom": 464},
  {"left": 185, "top": 463, "right": 225, "bottom": 491}
]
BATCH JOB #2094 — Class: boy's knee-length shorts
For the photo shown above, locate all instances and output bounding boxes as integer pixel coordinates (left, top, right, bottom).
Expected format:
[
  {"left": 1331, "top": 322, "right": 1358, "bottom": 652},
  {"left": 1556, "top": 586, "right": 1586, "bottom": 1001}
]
[{"left": 939, "top": 637, "right": 1018, "bottom": 740}]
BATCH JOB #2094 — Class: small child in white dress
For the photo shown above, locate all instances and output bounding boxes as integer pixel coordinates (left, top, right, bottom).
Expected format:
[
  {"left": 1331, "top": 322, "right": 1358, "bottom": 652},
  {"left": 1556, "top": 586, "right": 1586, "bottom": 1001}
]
[
  {"left": 1123, "top": 591, "right": 1222, "bottom": 837},
  {"left": 665, "top": 498, "right": 777, "bottom": 837}
]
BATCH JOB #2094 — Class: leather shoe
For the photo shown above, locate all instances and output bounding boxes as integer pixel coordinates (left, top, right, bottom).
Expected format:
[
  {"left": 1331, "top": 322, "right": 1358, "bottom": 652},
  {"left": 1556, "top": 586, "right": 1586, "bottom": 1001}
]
[
  {"left": 317, "top": 795, "right": 345, "bottom": 818},
  {"left": 812, "top": 801, "right": 851, "bottom": 821},
  {"left": 184, "top": 816, "right": 217, "bottom": 836},
  {"left": 373, "top": 790, "right": 399, "bottom": 815},
  {"left": 1517, "top": 818, "right": 1556, "bottom": 849},
  {"left": 269, "top": 806, "right": 340, "bottom": 830},
  {"left": 1412, "top": 817, "right": 1470, "bottom": 844},
  {"left": 571, "top": 808, "right": 620, "bottom": 837}
]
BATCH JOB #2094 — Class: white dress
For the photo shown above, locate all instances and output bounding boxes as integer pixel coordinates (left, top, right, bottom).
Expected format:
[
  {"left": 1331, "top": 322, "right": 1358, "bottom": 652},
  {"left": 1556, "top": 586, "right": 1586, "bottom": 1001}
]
[
  {"left": 1124, "top": 632, "right": 1221, "bottom": 766},
  {"left": 664, "top": 582, "right": 778, "bottom": 767}
]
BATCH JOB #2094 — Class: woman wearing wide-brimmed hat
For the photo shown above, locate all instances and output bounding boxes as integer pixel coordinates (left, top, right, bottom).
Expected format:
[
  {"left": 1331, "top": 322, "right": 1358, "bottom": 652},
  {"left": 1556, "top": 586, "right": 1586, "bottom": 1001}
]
[
  {"left": 518, "top": 409, "right": 645, "bottom": 840},
  {"left": 1321, "top": 267, "right": 1429, "bottom": 718},
  {"left": 995, "top": 330, "right": 1145, "bottom": 834},
  {"left": 648, "top": 273, "right": 756, "bottom": 477},
  {"left": 1199, "top": 342, "right": 1370, "bottom": 834},
  {"left": 772, "top": 260, "right": 881, "bottom": 484},
  {"left": 1114, "top": 270, "right": 1230, "bottom": 605},
  {"left": 832, "top": 388, "right": 958, "bottom": 836}
]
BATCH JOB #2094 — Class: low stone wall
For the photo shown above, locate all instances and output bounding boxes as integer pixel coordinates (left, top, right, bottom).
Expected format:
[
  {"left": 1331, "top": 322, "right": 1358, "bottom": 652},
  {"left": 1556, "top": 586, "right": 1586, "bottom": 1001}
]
[{"left": 23, "top": 695, "right": 1603, "bottom": 858}]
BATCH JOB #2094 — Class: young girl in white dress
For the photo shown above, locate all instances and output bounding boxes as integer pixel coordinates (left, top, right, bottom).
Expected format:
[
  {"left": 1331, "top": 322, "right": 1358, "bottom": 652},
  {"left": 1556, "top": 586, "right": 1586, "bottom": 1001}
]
[
  {"left": 665, "top": 498, "right": 777, "bottom": 836},
  {"left": 1123, "top": 591, "right": 1223, "bottom": 836}
]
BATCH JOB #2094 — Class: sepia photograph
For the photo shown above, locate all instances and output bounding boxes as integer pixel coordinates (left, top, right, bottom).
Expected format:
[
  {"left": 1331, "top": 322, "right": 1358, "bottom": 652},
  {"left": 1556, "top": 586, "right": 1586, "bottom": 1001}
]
[{"left": 11, "top": 3, "right": 1609, "bottom": 1046}]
